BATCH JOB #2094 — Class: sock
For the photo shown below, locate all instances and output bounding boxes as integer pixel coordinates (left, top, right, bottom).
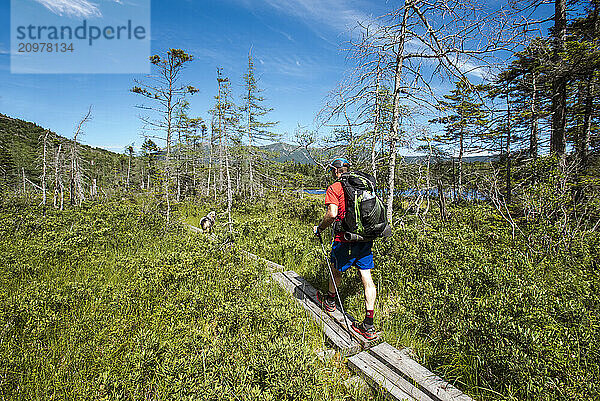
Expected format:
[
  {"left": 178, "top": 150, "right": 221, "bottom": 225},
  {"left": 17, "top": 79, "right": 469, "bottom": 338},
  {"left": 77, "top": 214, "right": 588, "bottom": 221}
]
[
  {"left": 364, "top": 310, "right": 374, "bottom": 326},
  {"left": 328, "top": 291, "right": 337, "bottom": 299}
]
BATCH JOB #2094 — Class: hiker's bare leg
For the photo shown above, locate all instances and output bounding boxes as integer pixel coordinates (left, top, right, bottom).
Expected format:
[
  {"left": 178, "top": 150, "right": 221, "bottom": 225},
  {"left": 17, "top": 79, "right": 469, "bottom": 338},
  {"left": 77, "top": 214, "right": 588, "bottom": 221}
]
[
  {"left": 328, "top": 268, "right": 342, "bottom": 294},
  {"left": 359, "top": 269, "right": 376, "bottom": 311}
]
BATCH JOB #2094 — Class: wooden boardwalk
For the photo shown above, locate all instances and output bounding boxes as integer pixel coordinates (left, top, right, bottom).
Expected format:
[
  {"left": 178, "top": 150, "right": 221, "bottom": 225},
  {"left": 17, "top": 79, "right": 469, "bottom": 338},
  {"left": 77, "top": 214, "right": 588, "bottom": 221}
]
[
  {"left": 272, "top": 270, "right": 362, "bottom": 356},
  {"left": 349, "top": 343, "right": 474, "bottom": 401},
  {"left": 272, "top": 268, "right": 473, "bottom": 401},
  {"left": 185, "top": 223, "right": 474, "bottom": 401}
]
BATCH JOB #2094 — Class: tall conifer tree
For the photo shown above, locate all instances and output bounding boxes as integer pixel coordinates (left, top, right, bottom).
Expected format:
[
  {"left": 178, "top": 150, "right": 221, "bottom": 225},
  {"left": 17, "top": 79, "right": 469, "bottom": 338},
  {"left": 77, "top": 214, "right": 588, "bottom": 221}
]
[{"left": 241, "top": 49, "right": 278, "bottom": 197}]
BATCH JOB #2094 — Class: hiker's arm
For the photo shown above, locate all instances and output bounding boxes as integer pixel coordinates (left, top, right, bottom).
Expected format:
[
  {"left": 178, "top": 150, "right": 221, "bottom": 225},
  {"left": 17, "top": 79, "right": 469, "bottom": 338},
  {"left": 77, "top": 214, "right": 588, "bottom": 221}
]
[{"left": 316, "top": 203, "right": 338, "bottom": 233}]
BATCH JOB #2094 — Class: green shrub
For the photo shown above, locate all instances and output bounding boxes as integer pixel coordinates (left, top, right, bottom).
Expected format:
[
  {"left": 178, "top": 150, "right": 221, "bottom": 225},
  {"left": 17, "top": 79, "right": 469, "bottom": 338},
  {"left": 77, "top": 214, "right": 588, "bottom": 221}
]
[
  {"left": 233, "top": 197, "right": 600, "bottom": 401},
  {"left": 0, "top": 200, "right": 353, "bottom": 400}
]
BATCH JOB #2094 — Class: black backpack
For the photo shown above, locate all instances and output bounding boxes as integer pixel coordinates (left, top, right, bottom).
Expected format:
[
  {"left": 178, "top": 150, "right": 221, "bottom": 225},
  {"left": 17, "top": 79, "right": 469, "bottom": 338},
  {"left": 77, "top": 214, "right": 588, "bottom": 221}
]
[{"left": 336, "top": 171, "right": 391, "bottom": 241}]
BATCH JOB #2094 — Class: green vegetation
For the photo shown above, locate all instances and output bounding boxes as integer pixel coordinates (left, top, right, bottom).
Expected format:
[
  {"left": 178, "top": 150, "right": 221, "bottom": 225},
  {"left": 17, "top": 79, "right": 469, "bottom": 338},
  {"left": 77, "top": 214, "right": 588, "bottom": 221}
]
[
  {"left": 230, "top": 193, "right": 600, "bottom": 401},
  {"left": 0, "top": 199, "right": 363, "bottom": 400},
  {"left": 0, "top": 114, "right": 128, "bottom": 195},
  {"left": 2, "top": 168, "right": 599, "bottom": 400},
  {"left": 1, "top": 3, "right": 599, "bottom": 398}
]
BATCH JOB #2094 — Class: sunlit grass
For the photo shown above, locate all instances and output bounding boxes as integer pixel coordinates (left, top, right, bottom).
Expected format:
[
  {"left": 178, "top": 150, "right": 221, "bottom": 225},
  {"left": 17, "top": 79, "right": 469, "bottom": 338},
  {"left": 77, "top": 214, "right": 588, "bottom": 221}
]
[
  {"left": 228, "top": 195, "right": 600, "bottom": 401},
  {"left": 0, "top": 199, "right": 375, "bottom": 400}
]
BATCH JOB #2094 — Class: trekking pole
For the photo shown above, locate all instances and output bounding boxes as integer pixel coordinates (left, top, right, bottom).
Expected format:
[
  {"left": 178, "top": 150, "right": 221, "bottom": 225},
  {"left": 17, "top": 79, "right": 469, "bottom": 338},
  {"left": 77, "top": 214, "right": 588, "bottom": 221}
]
[{"left": 318, "top": 234, "right": 351, "bottom": 333}]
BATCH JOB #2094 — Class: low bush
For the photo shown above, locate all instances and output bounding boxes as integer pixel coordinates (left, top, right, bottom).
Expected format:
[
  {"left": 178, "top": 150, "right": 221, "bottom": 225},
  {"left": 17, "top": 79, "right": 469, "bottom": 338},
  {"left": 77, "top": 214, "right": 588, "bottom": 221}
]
[
  {"left": 233, "top": 195, "right": 600, "bottom": 401},
  {"left": 0, "top": 200, "right": 353, "bottom": 400}
]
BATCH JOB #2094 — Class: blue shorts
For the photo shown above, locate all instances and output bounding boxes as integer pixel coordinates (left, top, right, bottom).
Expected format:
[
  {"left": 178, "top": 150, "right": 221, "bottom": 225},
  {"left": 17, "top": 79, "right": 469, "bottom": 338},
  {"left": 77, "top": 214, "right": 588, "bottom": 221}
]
[{"left": 330, "top": 241, "right": 374, "bottom": 272}]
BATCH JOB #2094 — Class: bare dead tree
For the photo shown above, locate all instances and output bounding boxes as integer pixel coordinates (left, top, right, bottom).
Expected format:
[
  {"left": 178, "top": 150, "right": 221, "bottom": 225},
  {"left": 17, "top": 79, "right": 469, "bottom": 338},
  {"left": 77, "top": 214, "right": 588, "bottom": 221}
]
[
  {"left": 70, "top": 107, "right": 92, "bottom": 207},
  {"left": 126, "top": 143, "right": 134, "bottom": 191},
  {"left": 319, "top": 0, "right": 513, "bottom": 225},
  {"left": 210, "top": 69, "right": 239, "bottom": 229},
  {"left": 206, "top": 114, "right": 215, "bottom": 198},
  {"left": 131, "top": 49, "right": 198, "bottom": 224},
  {"left": 53, "top": 142, "right": 63, "bottom": 210},
  {"left": 40, "top": 130, "right": 49, "bottom": 206},
  {"left": 437, "top": 179, "right": 448, "bottom": 221}
]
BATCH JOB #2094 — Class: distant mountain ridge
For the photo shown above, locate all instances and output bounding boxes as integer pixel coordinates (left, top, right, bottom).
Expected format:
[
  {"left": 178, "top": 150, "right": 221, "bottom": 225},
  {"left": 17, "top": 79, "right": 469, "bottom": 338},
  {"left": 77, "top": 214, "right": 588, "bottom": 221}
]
[
  {"left": 0, "top": 114, "right": 126, "bottom": 187},
  {"left": 259, "top": 142, "right": 313, "bottom": 164},
  {"left": 259, "top": 141, "right": 495, "bottom": 165}
]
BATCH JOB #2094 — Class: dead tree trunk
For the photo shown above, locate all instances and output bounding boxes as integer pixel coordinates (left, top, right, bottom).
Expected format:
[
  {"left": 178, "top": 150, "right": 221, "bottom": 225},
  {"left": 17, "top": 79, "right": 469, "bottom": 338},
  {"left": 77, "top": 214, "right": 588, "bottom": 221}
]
[
  {"left": 458, "top": 130, "right": 464, "bottom": 201},
  {"left": 437, "top": 180, "right": 447, "bottom": 222},
  {"left": 70, "top": 108, "right": 91, "bottom": 207},
  {"left": 206, "top": 135, "right": 213, "bottom": 197},
  {"left": 41, "top": 130, "right": 49, "bottom": 205},
  {"left": 224, "top": 139, "right": 233, "bottom": 231},
  {"left": 371, "top": 55, "right": 383, "bottom": 182},
  {"left": 53, "top": 143, "right": 62, "bottom": 209},
  {"left": 386, "top": 1, "right": 410, "bottom": 225},
  {"left": 550, "top": 0, "right": 567, "bottom": 157},
  {"left": 506, "top": 84, "right": 512, "bottom": 204}
]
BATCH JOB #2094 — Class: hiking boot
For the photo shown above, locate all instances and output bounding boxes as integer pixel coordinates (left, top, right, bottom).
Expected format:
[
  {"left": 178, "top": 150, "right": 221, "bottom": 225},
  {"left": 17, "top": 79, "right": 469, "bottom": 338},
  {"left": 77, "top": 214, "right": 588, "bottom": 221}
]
[
  {"left": 316, "top": 290, "right": 336, "bottom": 313},
  {"left": 351, "top": 321, "right": 378, "bottom": 341}
]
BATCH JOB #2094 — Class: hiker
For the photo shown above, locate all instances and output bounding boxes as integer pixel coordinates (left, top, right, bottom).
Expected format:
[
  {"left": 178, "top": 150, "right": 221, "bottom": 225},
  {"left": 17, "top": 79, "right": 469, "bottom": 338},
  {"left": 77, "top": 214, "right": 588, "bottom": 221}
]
[{"left": 314, "top": 157, "right": 378, "bottom": 340}]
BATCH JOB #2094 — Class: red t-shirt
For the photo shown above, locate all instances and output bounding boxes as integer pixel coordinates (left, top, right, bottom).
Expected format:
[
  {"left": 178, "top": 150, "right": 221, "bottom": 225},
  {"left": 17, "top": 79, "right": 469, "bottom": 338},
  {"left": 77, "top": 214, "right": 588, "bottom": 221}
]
[{"left": 324, "top": 181, "right": 347, "bottom": 242}]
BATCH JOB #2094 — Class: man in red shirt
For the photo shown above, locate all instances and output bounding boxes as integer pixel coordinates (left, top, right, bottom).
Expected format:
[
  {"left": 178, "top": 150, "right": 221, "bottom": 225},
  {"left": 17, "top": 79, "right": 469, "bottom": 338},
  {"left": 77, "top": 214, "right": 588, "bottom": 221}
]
[{"left": 314, "top": 158, "right": 378, "bottom": 340}]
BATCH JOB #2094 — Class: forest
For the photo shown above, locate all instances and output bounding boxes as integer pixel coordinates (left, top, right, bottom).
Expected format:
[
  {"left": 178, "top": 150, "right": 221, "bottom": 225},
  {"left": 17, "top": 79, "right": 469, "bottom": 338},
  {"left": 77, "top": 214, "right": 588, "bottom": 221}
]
[{"left": 1, "top": 0, "right": 599, "bottom": 400}]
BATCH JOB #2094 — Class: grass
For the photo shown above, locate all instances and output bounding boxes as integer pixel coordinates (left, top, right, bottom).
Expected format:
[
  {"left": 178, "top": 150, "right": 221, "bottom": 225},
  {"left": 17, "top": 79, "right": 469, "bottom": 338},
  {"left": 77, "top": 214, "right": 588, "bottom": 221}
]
[
  {"left": 228, "top": 194, "right": 600, "bottom": 401},
  {"left": 5, "top": 192, "right": 598, "bottom": 400},
  {"left": 0, "top": 198, "right": 368, "bottom": 400}
]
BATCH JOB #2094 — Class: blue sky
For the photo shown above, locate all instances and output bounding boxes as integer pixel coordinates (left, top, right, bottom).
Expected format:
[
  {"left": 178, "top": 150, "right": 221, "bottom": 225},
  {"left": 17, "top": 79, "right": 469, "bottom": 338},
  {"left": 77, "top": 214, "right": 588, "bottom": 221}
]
[
  {"left": 1, "top": 0, "right": 390, "bottom": 153},
  {"left": 1, "top": 0, "right": 559, "bottom": 156}
]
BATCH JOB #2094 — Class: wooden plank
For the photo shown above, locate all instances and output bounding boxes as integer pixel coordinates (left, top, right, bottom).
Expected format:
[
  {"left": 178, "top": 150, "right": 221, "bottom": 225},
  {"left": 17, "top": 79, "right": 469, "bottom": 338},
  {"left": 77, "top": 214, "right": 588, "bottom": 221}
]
[
  {"left": 286, "top": 272, "right": 383, "bottom": 347},
  {"left": 348, "top": 352, "right": 416, "bottom": 401},
  {"left": 242, "top": 250, "right": 285, "bottom": 272},
  {"left": 184, "top": 223, "right": 202, "bottom": 233},
  {"left": 274, "top": 271, "right": 360, "bottom": 356},
  {"left": 183, "top": 223, "right": 217, "bottom": 240},
  {"left": 369, "top": 343, "right": 474, "bottom": 401},
  {"left": 285, "top": 272, "right": 356, "bottom": 328},
  {"left": 353, "top": 351, "right": 432, "bottom": 401},
  {"left": 272, "top": 271, "right": 361, "bottom": 356},
  {"left": 278, "top": 271, "right": 360, "bottom": 353}
]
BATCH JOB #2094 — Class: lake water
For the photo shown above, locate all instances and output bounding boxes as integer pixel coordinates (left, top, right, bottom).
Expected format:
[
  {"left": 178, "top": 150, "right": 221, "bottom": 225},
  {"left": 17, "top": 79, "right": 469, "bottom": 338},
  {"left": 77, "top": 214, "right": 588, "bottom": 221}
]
[
  {"left": 303, "top": 188, "right": 486, "bottom": 200},
  {"left": 303, "top": 189, "right": 326, "bottom": 195}
]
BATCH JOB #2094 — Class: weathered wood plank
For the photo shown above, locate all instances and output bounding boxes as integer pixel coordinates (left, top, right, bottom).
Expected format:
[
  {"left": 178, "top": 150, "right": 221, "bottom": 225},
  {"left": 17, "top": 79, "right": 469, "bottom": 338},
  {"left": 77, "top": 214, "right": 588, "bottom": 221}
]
[
  {"left": 242, "top": 250, "right": 285, "bottom": 272},
  {"left": 286, "top": 272, "right": 382, "bottom": 347},
  {"left": 364, "top": 351, "right": 437, "bottom": 401},
  {"left": 278, "top": 271, "right": 360, "bottom": 351},
  {"left": 272, "top": 271, "right": 361, "bottom": 356},
  {"left": 348, "top": 352, "right": 416, "bottom": 401},
  {"left": 182, "top": 223, "right": 217, "bottom": 241},
  {"left": 369, "top": 343, "right": 474, "bottom": 401},
  {"left": 274, "top": 271, "right": 360, "bottom": 356},
  {"left": 183, "top": 223, "right": 202, "bottom": 233},
  {"left": 352, "top": 351, "right": 432, "bottom": 401},
  {"left": 284, "top": 272, "right": 357, "bottom": 329}
]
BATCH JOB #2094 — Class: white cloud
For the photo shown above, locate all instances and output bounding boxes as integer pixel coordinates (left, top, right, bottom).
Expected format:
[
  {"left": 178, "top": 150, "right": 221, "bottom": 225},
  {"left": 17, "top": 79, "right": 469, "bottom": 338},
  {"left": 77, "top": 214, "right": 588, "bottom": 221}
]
[
  {"left": 456, "top": 59, "right": 491, "bottom": 80},
  {"left": 85, "top": 142, "right": 132, "bottom": 152},
  {"left": 262, "top": 54, "right": 318, "bottom": 78},
  {"left": 242, "top": 0, "right": 372, "bottom": 38},
  {"left": 33, "top": 0, "right": 101, "bottom": 18},
  {"left": 266, "top": 0, "right": 368, "bottom": 31},
  {"left": 31, "top": 0, "right": 124, "bottom": 18}
]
